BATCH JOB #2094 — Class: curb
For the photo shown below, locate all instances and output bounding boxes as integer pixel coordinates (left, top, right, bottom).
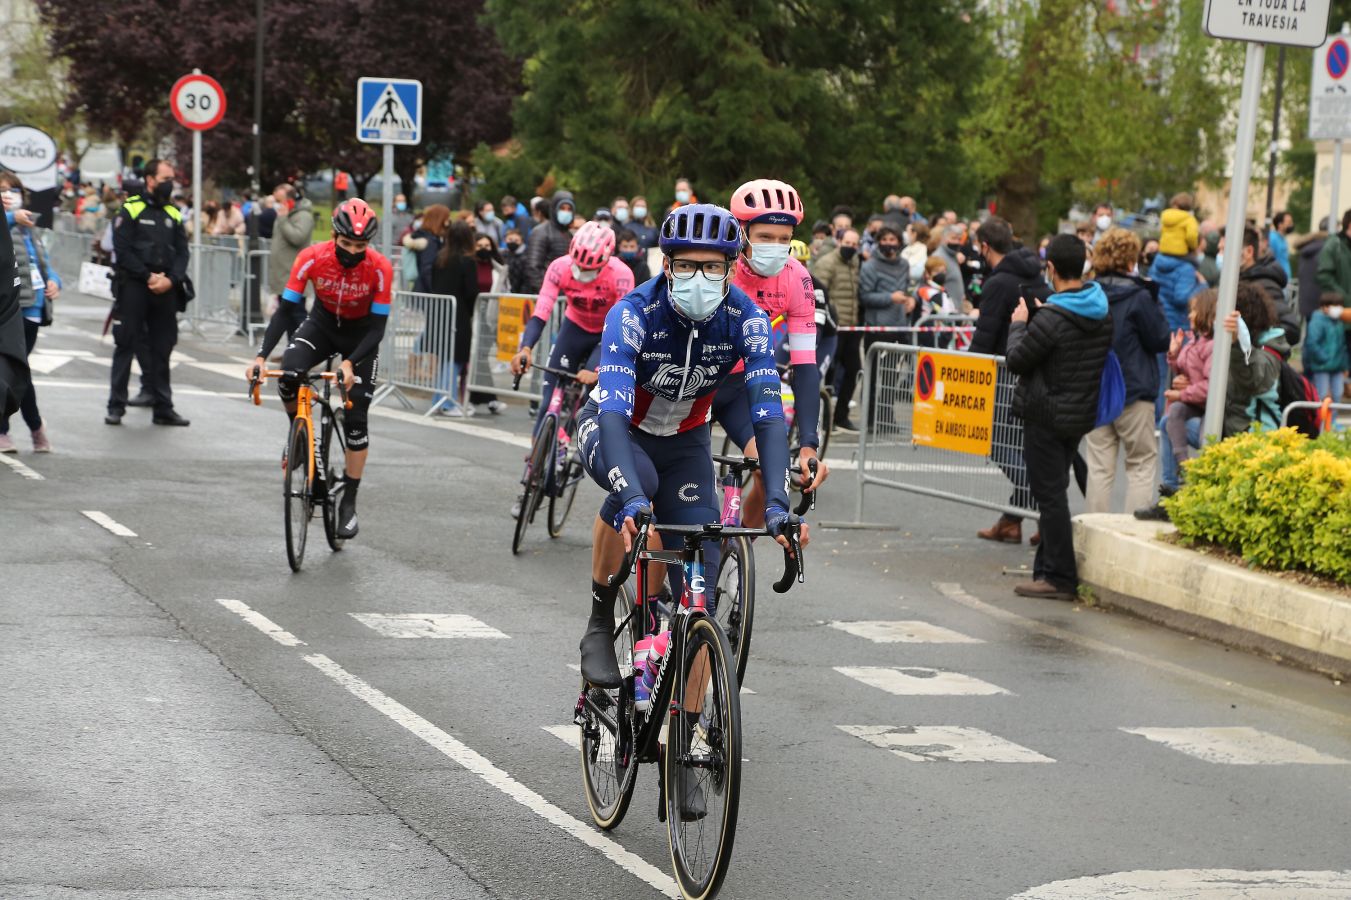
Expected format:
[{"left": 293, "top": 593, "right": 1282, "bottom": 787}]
[{"left": 1073, "top": 513, "right": 1351, "bottom": 680}]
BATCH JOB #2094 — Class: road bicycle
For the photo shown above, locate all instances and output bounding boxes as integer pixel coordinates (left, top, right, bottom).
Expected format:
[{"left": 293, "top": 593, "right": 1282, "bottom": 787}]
[
  {"left": 718, "top": 361, "right": 831, "bottom": 488},
  {"left": 574, "top": 509, "right": 803, "bottom": 900},
  {"left": 249, "top": 360, "right": 351, "bottom": 572},
  {"left": 709, "top": 454, "right": 816, "bottom": 685},
  {"left": 510, "top": 364, "right": 591, "bottom": 554}
]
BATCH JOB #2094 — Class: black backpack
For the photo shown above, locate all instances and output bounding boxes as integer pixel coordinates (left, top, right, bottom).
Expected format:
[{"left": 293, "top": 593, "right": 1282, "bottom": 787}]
[{"left": 1258, "top": 347, "right": 1321, "bottom": 437}]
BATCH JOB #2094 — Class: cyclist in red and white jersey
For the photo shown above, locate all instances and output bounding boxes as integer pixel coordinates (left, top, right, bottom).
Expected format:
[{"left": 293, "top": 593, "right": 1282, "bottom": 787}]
[
  {"left": 250, "top": 199, "right": 392, "bottom": 539},
  {"left": 711, "top": 179, "right": 829, "bottom": 526}
]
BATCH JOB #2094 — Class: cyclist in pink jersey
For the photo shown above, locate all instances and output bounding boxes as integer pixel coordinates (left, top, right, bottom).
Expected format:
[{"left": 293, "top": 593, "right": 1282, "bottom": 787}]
[{"left": 711, "top": 179, "right": 829, "bottom": 526}]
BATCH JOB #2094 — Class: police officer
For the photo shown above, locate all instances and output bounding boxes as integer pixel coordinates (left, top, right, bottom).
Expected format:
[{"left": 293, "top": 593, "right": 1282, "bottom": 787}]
[{"left": 106, "top": 158, "right": 190, "bottom": 426}]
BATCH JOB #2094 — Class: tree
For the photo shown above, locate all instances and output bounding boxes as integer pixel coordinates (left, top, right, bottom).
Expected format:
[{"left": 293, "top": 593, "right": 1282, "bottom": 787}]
[
  {"left": 481, "top": 0, "right": 990, "bottom": 222},
  {"left": 36, "top": 0, "right": 519, "bottom": 194},
  {"left": 0, "top": 16, "right": 83, "bottom": 162},
  {"left": 962, "top": 0, "right": 1243, "bottom": 239}
]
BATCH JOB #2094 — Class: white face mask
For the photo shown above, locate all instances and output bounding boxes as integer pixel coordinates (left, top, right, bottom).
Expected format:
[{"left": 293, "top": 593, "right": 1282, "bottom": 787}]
[
  {"left": 748, "top": 242, "right": 790, "bottom": 277},
  {"left": 571, "top": 263, "right": 600, "bottom": 283},
  {"left": 1095, "top": 214, "right": 1112, "bottom": 232},
  {"left": 1325, "top": 305, "right": 1345, "bottom": 320}
]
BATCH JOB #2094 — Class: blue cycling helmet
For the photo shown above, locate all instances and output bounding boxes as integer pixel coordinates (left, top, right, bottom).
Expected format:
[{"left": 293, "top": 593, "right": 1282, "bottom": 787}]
[{"left": 658, "top": 203, "right": 743, "bottom": 258}]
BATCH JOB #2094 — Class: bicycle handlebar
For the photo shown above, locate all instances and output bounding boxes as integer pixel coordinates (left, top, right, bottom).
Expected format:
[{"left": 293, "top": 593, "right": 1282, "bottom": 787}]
[
  {"left": 772, "top": 515, "right": 805, "bottom": 594},
  {"left": 513, "top": 362, "right": 590, "bottom": 393},
  {"left": 794, "top": 458, "right": 819, "bottom": 516},
  {"left": 616, "top": 516, "right": 806, "bottom": 595},
  {"left": 607, "top": 508, "right": 652, "bottom": 589},
  {"left": 247, "top": 367, "right": 351, "bottom": 410}
]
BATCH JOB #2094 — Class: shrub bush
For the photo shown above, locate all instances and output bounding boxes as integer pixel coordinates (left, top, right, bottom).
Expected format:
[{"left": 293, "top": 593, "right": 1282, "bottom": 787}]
[{"left": 1164, "top": 428, "right": 1351, "bottom": 584}]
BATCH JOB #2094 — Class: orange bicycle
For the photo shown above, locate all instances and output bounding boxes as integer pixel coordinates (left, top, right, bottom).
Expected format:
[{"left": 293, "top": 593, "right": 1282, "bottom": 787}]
[{"left": 249, "top": 360, "right": 351, "bottom": 571}]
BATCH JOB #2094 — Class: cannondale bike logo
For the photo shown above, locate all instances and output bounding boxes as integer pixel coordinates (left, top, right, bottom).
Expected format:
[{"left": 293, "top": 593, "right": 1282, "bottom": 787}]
[
  {"left": 677, "top": 483, "right": 700, "bottom": 503},
  {"left": 649, "top": 363, "right": 720, "bottom": 398}
]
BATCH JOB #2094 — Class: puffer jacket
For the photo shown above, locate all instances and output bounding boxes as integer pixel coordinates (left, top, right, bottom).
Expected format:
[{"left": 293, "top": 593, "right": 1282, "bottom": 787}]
[
  {"left": 969, "top": 247, "right": 1047, "bottom": 356},
  {"left": 812, "top": 246, "right": 861, "bottom": 327},
  {"left": 1239, "top": 254, "right": 1300, "bottom": 347},
  {"left": 1223, "top": 325, "right": 1287, "bottom": 437},
  {"left": 523, "top": 190, "right": 576, "bottom": 293},
  {"left": 1006, "top": 282, "right": 1114, "bottom": 439},
  {"left": 858, "top": 252, "right": 912, "bottom": 327},
  {"left": 1097, "top": 272, "right": 1170, "bottom": 404},
  {"left": 1147, "top": 252, "right": 1203, "bottom": 332}
]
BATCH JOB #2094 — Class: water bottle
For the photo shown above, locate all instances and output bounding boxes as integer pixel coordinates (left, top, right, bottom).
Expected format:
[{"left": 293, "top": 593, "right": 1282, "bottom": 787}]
[
  {"left": 632, "top": 636, "right": 653, "bottom": 710},
  {"left": 640, "top": 630, "right": 671, "bottom": 706}
]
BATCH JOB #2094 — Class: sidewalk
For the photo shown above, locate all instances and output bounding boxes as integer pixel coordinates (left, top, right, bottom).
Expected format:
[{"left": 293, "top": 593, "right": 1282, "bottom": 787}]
[{"left": 0, "top": 507, "right": 489, "bottom": 899}]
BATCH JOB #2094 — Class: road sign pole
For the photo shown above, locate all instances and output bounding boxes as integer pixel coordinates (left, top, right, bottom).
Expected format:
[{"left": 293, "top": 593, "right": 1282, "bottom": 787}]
[
  {"left": 381, "top": 142, "right": 394, "bottom": 261},
  {"left": 1331, "top": 139, "right": 1343, "bottom": 229},
  {"left": 192, "top": 124, "right": 202, "bottom": 299},
  {"left": 1203, "top": 39, "right": 1266, "bottom": 442}
]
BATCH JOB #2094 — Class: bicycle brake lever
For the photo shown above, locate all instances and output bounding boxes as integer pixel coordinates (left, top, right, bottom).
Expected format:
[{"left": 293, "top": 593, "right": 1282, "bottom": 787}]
[
  {"left": 608, "top": 508, "right": 652, "bottom": 588},
  {"left": 772, "top": 516, "right": 804, "bottom": 593}
]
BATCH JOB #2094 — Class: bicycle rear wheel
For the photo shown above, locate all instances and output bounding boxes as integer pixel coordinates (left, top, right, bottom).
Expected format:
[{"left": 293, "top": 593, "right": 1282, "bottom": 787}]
[
  {"left": 548, "top": 450, "right": 581, "bottom": 539},
  {"left": 321, "top": 411, "right": 345, "bottom": 552},
  {"left": 580, "top": 582, "right": 640, "bottom": 830},
  {"left": 713, "top": 536, "right": 755, "bottom": 685},
  {"left": 666, "top": 615, "right": 742, "bottom": 900},
  {"left": 512, "top": 417, "right": 553, "bottom": 555},
  {"left": 283, "top": 417, "right": 312, "bottom": 572}
]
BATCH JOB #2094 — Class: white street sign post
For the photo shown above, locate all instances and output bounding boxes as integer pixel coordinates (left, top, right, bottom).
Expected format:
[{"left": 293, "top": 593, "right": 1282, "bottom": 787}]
[
  {"left": 356, "top": 78, "right": 423, "bottom": 260},
  {"left": 1310, "top": 25, "right": 1351, "bottom": 229},
  {"left": 1200, "top": 0, "right": 1332, "bottom": 442},
  {"left": 170, "top": 70, "right": 227, "bottom": 306}
]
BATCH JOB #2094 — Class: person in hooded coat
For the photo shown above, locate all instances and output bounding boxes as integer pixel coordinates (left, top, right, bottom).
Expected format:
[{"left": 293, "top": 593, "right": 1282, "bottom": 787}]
[{"left": 523, "top": 189, "right": 577, "bottom": 293}]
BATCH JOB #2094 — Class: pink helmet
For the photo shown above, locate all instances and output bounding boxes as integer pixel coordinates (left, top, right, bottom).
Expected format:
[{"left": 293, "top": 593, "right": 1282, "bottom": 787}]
[
  {"left": 729, "top": 179, "right": 803, "bottom": 226},
  {"left": 569, "top": 221, "right": 616, "bottom": 270}
]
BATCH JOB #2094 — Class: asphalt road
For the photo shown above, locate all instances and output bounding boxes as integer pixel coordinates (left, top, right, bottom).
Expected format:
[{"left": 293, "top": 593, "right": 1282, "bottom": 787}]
[{"left": 4, "top": 298, "right": 1350, "bottom": 899}]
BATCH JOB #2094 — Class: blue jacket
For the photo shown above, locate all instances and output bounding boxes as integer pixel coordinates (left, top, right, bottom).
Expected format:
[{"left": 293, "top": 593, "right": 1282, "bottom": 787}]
[
  {"left": 1098, "top": 273, "right": 1171, "bottom": 404},
  {"left": 592, "top": 276, "right": 790, "bottom": 514},
  {"left": 1305, "top": 310, "right": 1349, "bottom": 373},
  {"left": 1148, "top": 252, "right": 1203, "bottom": 332}
]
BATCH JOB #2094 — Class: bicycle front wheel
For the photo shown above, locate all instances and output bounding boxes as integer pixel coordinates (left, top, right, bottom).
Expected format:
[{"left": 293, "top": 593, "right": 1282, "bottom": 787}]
[
  {"left": 548, "top": 450, "right": 581, "bottom": 539},
  {"left": 283, "top": 417, "right": 312, "bottom": 572},
  {"left": 714, "top": 536, "right": 755, "bottom": 686},
  {"left": 321, "top": 411, "right": 345, "bottom": 553},
  {"left": 666, "top": 615, "right": 742, "bottom": 900},
  {"left": 512, "top": 417, "right": 553, "bottom": 555},
  {"left": 580, "top": 581, "right": 640, "bottom": 830}
]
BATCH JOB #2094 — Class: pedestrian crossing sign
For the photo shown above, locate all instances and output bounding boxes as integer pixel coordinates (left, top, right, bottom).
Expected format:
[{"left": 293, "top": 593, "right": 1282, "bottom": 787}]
[{"left": 356, "top": 78, "right": 422, "bottom": 145}]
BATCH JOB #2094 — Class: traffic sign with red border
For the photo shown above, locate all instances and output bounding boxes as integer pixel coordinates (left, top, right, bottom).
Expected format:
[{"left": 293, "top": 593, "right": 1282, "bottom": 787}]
[{"left": 170, "top": 73, "right": 227, "bottom": 131}]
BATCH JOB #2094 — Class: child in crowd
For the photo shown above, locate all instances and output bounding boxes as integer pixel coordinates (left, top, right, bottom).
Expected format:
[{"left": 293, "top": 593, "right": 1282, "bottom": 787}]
[
  {"left": 1304, "top": 292, "right": 1348, "bottom": 402},
  {"left": 1162, "top": 289, "right": 1216, "bottom": 472},
  {"left": 615, "top": 229, "right": 651, "bottom": 283},
  {"left": 1149, "top": 192, "right": 1206, "bottom": 334}
]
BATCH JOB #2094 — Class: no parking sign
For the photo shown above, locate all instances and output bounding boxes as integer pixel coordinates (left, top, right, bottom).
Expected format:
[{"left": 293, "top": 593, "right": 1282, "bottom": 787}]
[
  {"left": 1310, "top": 32, "right": 1351, "bottom": 140},
  {"left": 911, "top": 351, "right": 997, "bottom": 457}
]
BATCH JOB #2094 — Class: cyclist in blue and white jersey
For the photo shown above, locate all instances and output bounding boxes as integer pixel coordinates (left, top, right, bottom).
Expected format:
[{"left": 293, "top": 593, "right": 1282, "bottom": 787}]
[{"left": 574, "top": 203, "right": 808, "bottom": 687}]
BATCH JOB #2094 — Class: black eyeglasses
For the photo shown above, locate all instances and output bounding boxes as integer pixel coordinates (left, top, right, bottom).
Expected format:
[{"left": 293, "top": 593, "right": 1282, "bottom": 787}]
[{"left": 669, "top": 258, "right": 730, "bottom": 280}]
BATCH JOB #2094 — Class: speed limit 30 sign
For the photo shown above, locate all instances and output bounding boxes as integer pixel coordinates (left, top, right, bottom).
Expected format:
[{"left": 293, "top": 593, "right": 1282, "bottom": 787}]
[{"left": 170, "top": 73, "right": 226, "bottom": 131}]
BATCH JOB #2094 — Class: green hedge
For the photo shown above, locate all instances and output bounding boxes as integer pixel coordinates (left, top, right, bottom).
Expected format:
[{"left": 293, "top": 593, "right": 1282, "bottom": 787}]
[{"left": 1165, "top": 428, "right": 1351, "bottom": 585}]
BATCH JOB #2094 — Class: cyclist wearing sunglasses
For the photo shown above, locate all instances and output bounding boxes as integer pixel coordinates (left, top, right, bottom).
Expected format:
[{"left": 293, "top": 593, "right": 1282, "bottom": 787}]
[
  {"left": 573, "top": 203, "right": 808, "bottom": 687},
  {"left": 712, "top": 179, "right": 829, "bottom": 526},
  {"left": 249, "top": 198, "right": 391, "bottom": 540}
]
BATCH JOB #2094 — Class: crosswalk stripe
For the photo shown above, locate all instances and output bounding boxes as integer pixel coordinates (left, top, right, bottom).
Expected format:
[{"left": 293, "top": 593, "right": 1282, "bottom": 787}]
[
  {"left": 543, "top": 725, "right": 581, "bottom": 751},
  {"left": 839, "top": 725, "right": 1054, "bottom": 763},
  {"left": 834, "top": 665, "right": 1010, "bottom": 696},
  {"left": 1120, "top": 727, "right": 1351, "bottom": 765},
  {"left": 350, "top": 613, "right": 509, "bottom": 639},
  {"left": 829, "top": 620, "right": 983, "bottom": 644}
]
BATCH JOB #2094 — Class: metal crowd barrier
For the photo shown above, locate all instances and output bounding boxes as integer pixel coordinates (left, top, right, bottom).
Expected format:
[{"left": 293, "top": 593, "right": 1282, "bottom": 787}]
[
  {"left": 464, "top": 291, "right": 562, "bottom": 402},
  {"left": 829, "top": 341, "right": 1038, "bottom": 527},
  {"left": 1281, "top": 400, "right": 1351, "bottom": 432},
  {"left": 43, "top": 228, "right": 96, "bottom": 283},
  {"left": 370, "top": 290, "right": 459, "bottom": 414}
]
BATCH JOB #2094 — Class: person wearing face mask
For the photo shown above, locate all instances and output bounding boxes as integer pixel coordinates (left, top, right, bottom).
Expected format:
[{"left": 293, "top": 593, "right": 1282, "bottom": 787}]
[
  {"left": 935, "top": 224, "right": 968, "bottom": 309},
  {"left": 615, "top": 229, "right": 650, "bottom": 283},
  {"left": 813, "top": 227, "right": 862, "bottom": 430},
  {"left": 710, "top": 179, "right": 829, "bottom": 520},
  {"left": 474, "top": 200, "right": 503, "bottom": 247},
  {"left": 610, "top": 196, "right": 630, "bottom": 231},
  {"left": 503, "top": 227, "right": 530, "bottom": 291},
  {"left": 106, "top": 158, "right": 191, "bottom": 427},
  {"left": 389, "top": 193, "right": 413, "bottom": 239},
  {"left": 1091, "top": 203, "right": 1113, "bottom": 244},
  {"left": 1305, "top": 292, "right": 1349, "bottom": 402},
  {"left": 459, "top": 231, "right": 510, "bottom": 416},
  {"left": 669, "top": 177, "right": 697, "bottom": 212},
  {"left": 627, "top": 196, "right": 658, "bottom": 249},
  {"left": 0, "top": 173, "right": 60, "bottom": 453},
  {"left": 573, "top": 203, "right": 804, "bottom": 702},
  {"left": 859, "top": 226, "right": 915, "bottom": 428},
  {"left": 523, "top": 189, "right": 577, "bottom": 292},
  {"left": 248, "top": 199, "right": 393, "bottom": 540},
  {"left": 901, "top": 221, "right": 930, "bottom": 283},
  {"left": 510, "top": 222, "right": 633, "bottom": 468}
]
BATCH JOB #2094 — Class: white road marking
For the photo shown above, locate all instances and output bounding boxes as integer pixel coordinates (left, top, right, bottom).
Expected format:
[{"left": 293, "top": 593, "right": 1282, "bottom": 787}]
[
  {"left": 81, "top": 510, "right": 137, "bottom": 537},
  {"left": 1120, "top": 727, "right": 1350, "bottom": 766},
  {"left": 0, "top": 454, "right": 44, "bottom": 480},
  {"left": 543, "top": 724, "right": 582, "bottom": 751},
  {"left": 829, "top": 458, "right": 1001, "bottom": 475},
  {"left": 829, "top": 620, "right": 983, "bottom": 644},
  {"left": 368, "top": 405, "right": 532, "bottom": 449},
  {"left": 1010, "top": 868, "right": 1351, "bottom": 898},
  {"left": 934, "top": 582, "right": 1351, "bottom": 731},
  {"left": 835, "top": 665, "right": 1010, "bottom": 696},
  {"left": 185, "top": 361, "right": 248, "bottom": 379},
  {"left": 26, "top": 352, "right": 77, "bottom": 374},
  {"left": 215, "top": 598, "right": 307, "bottom": 647},
  {"left": 566, "top": 663, "right": 581, "bottom": 672},
  {"left": 304, "top": 654, "right": 678, "bottom": 898},
  {"left": 350, "top": 613, "right": 509, "bottom": 639},
  {"left": 32, "top": 378, "right": 234, "bottom": 399},
  {"left": 840, "top": 725, "right": 1054, "bottom": 763}
]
